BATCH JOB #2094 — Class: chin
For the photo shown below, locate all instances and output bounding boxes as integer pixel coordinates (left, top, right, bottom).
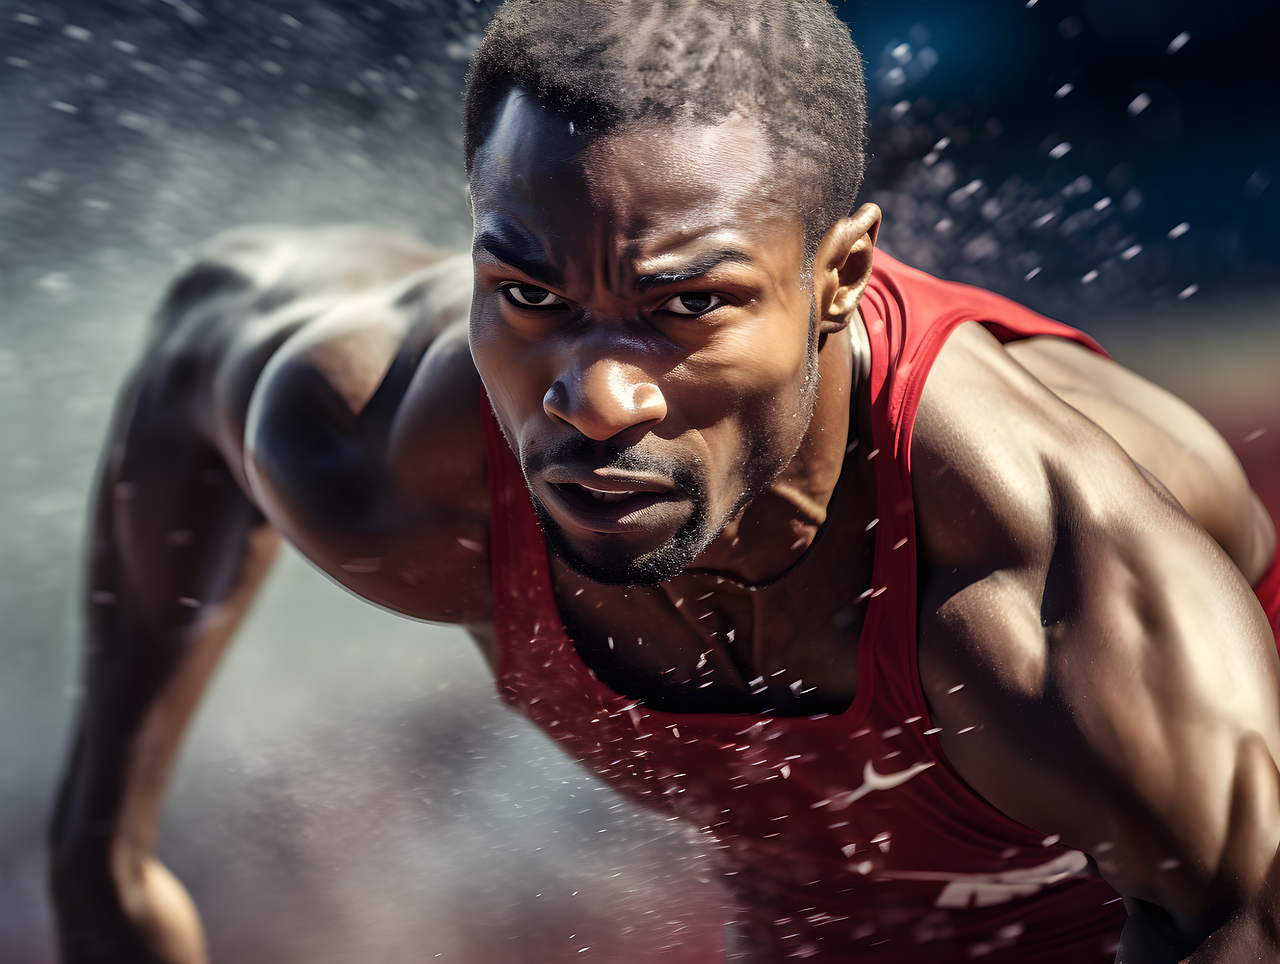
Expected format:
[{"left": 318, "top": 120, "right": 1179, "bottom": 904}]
[{"left": 530, "top": 494, "right": 713, "bottom": 587}]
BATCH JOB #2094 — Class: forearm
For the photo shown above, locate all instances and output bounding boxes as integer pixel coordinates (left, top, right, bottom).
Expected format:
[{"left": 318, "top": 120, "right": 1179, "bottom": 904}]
[{"left": 52, "top": 401, "right": 279, "bottom": 962}]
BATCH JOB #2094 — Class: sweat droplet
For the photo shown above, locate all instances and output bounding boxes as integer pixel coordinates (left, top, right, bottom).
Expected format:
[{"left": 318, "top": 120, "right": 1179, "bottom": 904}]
[
  {"left": 947, "top": 683, "right": 964, "bottom": 694},
  {"left": 1041, "top": 834, "right": 1060, "bottom": 847}
]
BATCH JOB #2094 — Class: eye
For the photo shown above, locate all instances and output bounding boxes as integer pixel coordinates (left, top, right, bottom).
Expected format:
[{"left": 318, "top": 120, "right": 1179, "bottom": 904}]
[
  {"left": 500, "top": 283, "right": 566, "bottom": 309},
  {"left": 661, "top": 292, "right": 722, "bottom": 316}
]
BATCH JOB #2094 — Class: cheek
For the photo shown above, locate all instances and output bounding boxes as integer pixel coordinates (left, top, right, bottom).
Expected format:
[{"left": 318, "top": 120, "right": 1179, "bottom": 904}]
[
  {"left": 668, "top": 319, "right": 813, "bottom": 481},
  {"left": 468, "top": 309, "right": 547, "bottom": 436},
  {"left": 671, "top": 316, "right": 812, "bottom": 426}
]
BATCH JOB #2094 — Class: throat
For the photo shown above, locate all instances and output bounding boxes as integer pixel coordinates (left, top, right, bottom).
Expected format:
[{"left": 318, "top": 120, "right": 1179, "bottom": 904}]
[
  {"left": 551, "top": 559, "right": 867, "bottom": 717},
  {"left": 682, "top": 470, "right": 844, "bottom": 592}
]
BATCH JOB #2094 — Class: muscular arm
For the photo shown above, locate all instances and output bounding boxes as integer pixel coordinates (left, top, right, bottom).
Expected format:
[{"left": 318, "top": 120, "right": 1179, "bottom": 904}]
[
  {"left": 52, "top": 226, "right": 486, "bottom": 963},
  {"left": 1005, "top": 335, "right": 1276, "bottom": 584},
  {"left": 915, "top": 324, "right": 1280, "bottom": 962}
]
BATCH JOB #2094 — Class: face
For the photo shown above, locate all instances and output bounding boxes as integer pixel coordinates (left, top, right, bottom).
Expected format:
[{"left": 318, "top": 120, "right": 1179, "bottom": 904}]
[{"left": 468, "top": 90, "right": 819, "bottom": 585}]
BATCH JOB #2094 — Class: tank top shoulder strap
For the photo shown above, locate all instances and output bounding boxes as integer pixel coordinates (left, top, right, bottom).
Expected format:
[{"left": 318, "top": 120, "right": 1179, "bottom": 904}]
[{"left": 858, "top": 252, "right": 1111, "bottom": 722}]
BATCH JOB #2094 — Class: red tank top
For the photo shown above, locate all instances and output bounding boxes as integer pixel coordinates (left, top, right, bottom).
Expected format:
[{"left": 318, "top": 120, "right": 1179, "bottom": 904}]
[{"left": 480, "top": 253, "right": 1278, "bottom": 961}]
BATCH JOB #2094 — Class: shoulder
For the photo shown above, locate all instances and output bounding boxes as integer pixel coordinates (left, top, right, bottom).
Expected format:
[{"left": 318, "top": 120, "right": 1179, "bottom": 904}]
[
  {"left": 911, "top": 322, "right": 1280, "bottom": 930},
  {"left": 233, "top": 245, "right": 492, "bottom": 627},
  {"left": 1004, "top": 335, "right": 1275, "bottom": 581}
]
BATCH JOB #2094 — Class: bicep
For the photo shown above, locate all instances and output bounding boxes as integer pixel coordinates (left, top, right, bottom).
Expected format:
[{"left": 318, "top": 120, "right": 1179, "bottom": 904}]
[
  {"left": 922, "top": 470, "right": 1280, "bottom": 948},
  {"left": 917, "top": 326, "right": 1280, "bottom": 945}
]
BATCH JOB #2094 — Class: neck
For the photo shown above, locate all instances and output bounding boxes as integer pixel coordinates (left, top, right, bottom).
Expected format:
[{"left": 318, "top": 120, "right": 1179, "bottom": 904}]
[{"left": 683, "top": 315, "right": 866, "bottom": 587}]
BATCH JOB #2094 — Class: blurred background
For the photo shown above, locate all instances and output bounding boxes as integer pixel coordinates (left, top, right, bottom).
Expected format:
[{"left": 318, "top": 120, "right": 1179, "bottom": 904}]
[{"left": 1, "top": 1, "right": 1276, "bottom": 961}]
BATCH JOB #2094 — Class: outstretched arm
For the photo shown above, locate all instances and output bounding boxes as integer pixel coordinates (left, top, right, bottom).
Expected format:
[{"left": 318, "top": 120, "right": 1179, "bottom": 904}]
[
  {"left": 50, "top": 225, "right": 468, "bottom": 963},
  {"left": 915, "top": 323, "right": 1280, "bottom": 963},
  {"left": 52, "top": 419, "right": 279, "bottom": 964},
  {"left": 50, "top": 255, "right": 290, "bottom": 962}
]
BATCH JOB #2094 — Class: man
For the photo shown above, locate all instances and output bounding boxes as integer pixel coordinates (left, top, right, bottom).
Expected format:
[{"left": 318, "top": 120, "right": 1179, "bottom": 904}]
[{"left": 51, "top": 1, "right": 1280, "bottom": 961}]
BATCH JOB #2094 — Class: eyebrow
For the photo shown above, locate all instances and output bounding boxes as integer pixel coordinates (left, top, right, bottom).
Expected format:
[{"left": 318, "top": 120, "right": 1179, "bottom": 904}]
[
  {"left": 474, "top": 226, "right": 564, "bottom": 289},
  {"left": 633, "top": 249, "right": 755, "bottom": 293}
]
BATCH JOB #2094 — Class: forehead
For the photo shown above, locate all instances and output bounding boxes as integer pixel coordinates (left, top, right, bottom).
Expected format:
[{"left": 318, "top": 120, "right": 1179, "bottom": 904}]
[{"left": 468, "top": 90, "right": 799, "bottom": 248}]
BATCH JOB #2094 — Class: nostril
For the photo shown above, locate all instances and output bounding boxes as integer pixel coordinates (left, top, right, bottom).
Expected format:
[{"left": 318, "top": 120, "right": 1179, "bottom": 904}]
[{"left": 542, "top": 381, "right": 571, "bottom": 420}]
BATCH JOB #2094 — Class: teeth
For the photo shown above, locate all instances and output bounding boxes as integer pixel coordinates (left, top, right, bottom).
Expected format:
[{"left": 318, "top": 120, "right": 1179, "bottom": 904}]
[{"left": 582, "top": 486, "right": 637, "bottom": 504}]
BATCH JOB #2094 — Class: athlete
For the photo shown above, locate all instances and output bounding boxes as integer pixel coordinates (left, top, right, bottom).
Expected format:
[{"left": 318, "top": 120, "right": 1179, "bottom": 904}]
[{"left": 51, "top": 2, "right": 1280, "bottom": 962}]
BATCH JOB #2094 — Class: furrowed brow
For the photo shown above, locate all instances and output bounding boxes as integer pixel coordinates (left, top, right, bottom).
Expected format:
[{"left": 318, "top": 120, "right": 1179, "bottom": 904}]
[
  {"left": 633, "top": 249, "right": 754, "bottom": 293},
  {"left": 474, "top": 226, "right": 563, "bottom": 289}
]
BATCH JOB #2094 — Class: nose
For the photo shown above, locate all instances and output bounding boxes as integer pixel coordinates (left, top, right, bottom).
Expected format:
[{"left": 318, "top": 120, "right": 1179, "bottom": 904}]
[{"left": 543, "top": 358, "right": 668, "bottom": 443}]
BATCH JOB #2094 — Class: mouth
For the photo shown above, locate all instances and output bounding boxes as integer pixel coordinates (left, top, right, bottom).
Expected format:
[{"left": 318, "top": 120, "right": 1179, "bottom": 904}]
[
  {"left": 539, "top": 474, "right": 688, "bottom": 535},
  {"left": 578, "top": 483, "right": 644, "bottom": 504}
]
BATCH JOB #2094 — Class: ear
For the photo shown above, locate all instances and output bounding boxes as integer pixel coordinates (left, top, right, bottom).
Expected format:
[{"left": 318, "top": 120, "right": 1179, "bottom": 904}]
[{"left": 813, "top": 203, "right": 881, "bottom": 335}]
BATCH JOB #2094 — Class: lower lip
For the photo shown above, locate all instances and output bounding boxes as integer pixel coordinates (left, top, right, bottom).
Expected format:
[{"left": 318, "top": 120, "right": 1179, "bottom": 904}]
[{"left": 542, "top": 482, "right": 689, "bottom": 535}]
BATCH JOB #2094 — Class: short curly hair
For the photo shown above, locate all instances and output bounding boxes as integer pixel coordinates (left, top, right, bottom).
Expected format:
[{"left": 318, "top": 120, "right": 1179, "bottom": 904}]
[{"left": 463, "top": 0, "right": 867, "bottom": 266}]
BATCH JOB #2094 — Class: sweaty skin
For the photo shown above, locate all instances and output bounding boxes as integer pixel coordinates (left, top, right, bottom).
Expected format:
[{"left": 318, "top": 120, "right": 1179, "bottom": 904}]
[{"left": 53, "top": 92, "right": 1278, "bottom": 964}]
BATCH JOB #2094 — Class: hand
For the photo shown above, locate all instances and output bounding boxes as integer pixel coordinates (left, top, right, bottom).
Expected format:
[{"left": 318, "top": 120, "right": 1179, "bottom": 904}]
[
  {"left": 113, "top": 856, "right": 208, "bottom": 964},
  {"left": 53, "top": 845, "right": 208, "bottom": 964}
]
